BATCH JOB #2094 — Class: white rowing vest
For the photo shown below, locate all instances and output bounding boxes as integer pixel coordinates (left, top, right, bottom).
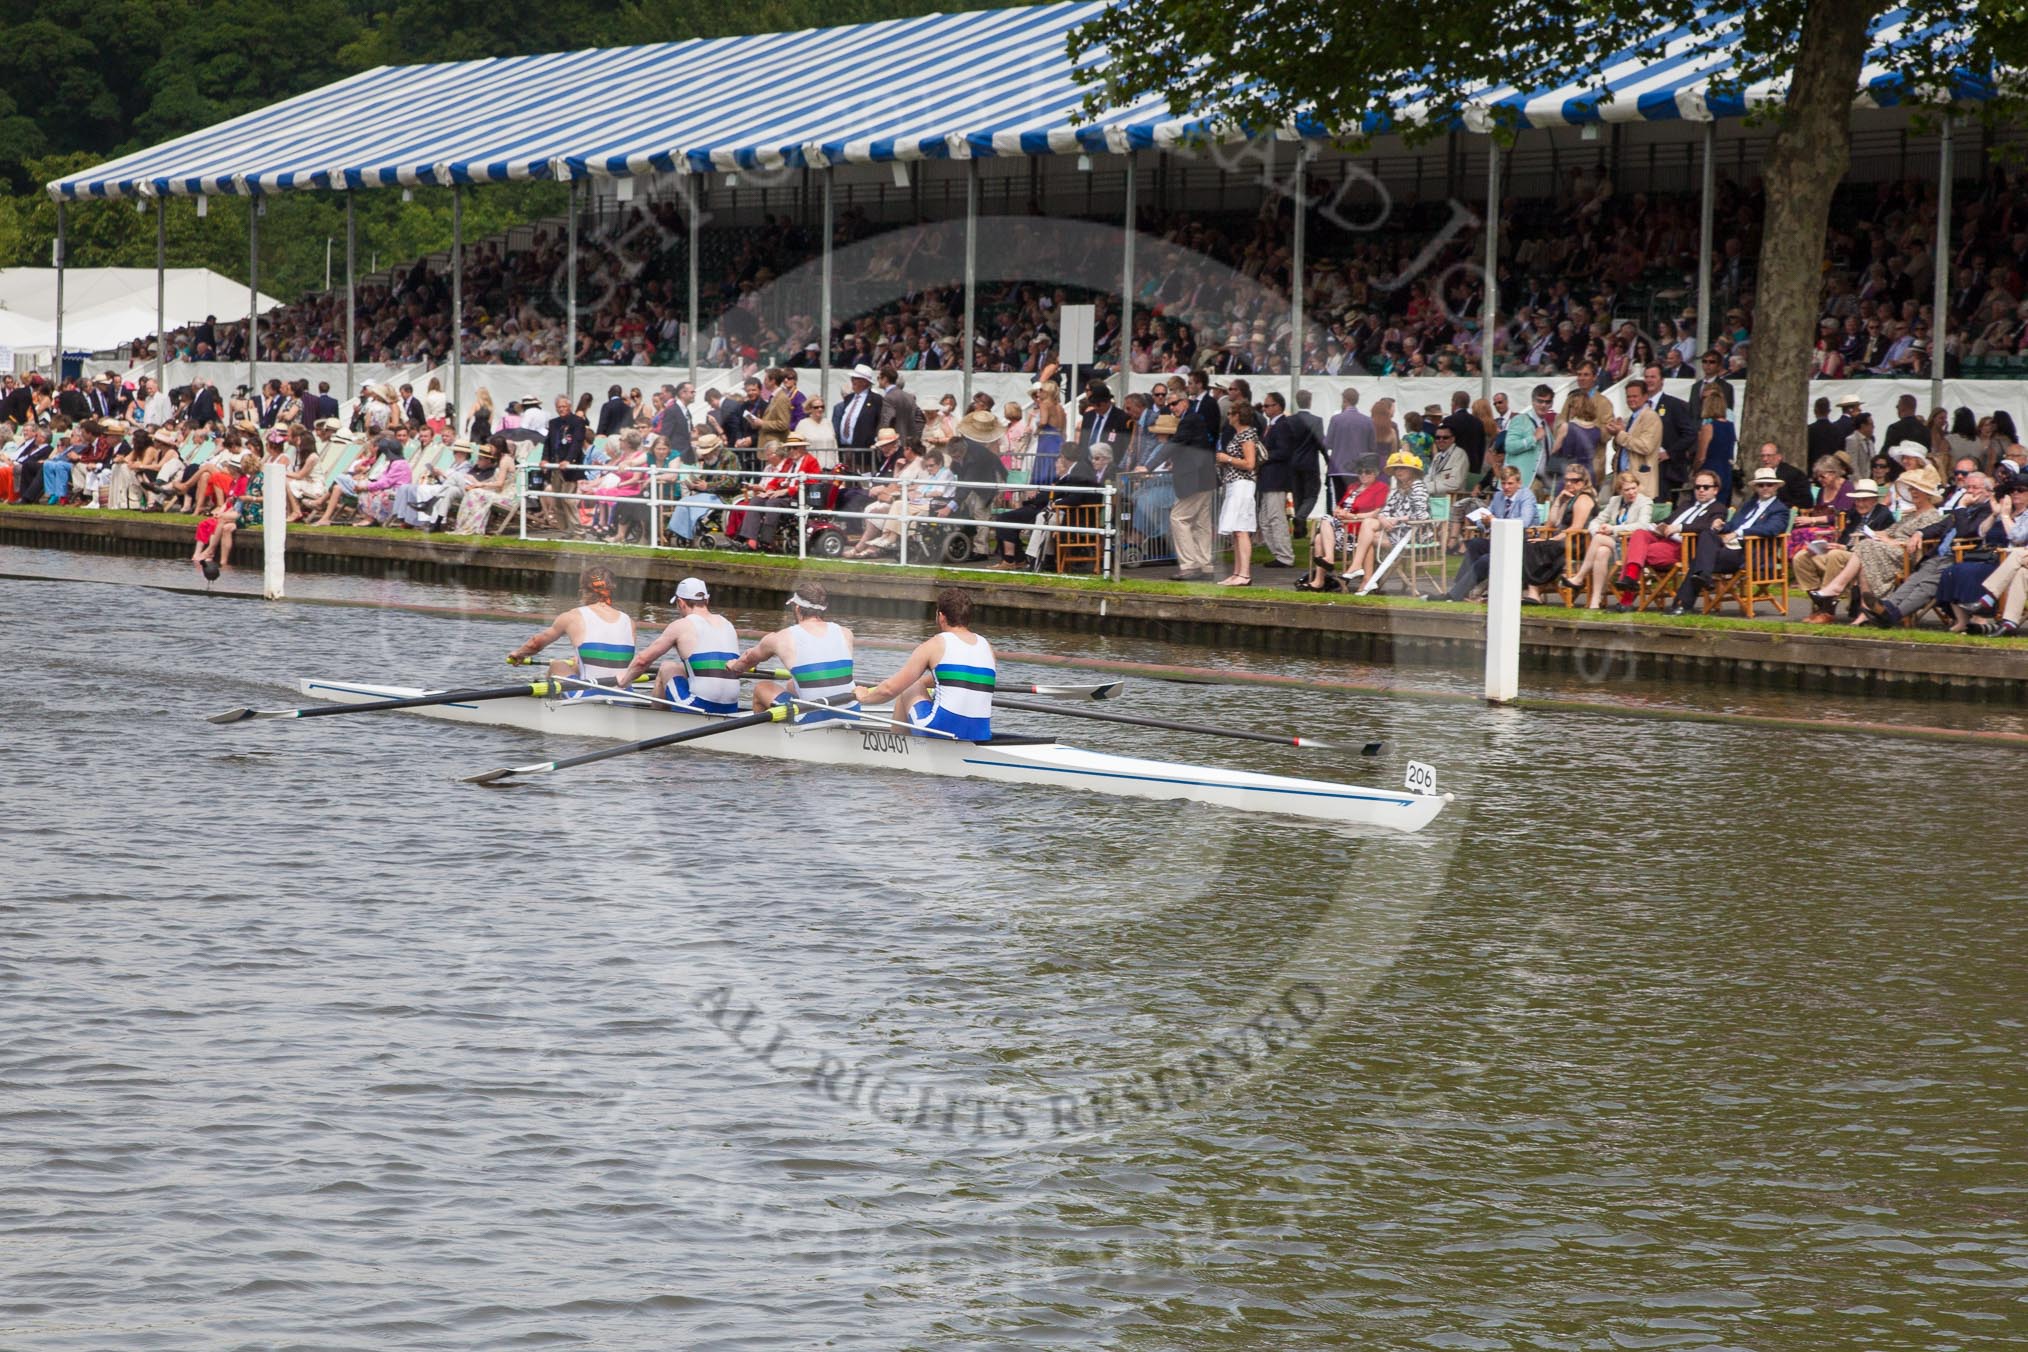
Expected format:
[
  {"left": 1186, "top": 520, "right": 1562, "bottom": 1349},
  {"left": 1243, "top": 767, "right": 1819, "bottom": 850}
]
[
  {"left": 923, "top": 631, "right": 995, "bottom": 740},
  {"left": 780, "top": 620, "right": 856, "bottom": 722},
  {"left": 673, "top": 612, "right": 742, "bottom": 713},
  {"left": 573, "top": 606, "right": 636, "bottom": 684}
]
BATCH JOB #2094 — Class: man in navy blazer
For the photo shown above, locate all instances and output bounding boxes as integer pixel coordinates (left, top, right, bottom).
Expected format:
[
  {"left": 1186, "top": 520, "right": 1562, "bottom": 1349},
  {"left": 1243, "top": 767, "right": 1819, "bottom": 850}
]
[
  {"left": 1666, "top": 466, "right": 1790, "bottom": 613},
  {"left": 832, "top": 364, "right": 884, "bottom": 468}
]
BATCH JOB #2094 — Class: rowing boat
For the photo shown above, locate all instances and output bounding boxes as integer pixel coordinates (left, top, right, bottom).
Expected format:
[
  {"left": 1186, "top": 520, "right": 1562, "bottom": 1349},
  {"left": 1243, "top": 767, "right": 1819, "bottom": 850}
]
[{"left": 297, "top": 678, "right": 1452, "bottom": 832}]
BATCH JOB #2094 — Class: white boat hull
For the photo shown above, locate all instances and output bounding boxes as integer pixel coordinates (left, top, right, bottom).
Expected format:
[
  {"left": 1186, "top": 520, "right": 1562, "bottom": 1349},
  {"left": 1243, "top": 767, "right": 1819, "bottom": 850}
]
[{"left": 297, "top": 679, "right": 1451, "bottom": 832}]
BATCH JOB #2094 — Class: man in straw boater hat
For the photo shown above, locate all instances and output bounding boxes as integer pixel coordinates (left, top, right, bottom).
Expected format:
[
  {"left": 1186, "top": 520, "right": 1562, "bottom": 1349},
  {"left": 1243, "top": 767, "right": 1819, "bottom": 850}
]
[
  {"left": 506, "top": 564, "right": 638, "bottom": 695},
  {"left": 726, "top": 581, "right": 860, "bottom": 724},
  {"left": 1662, "top": 464, "right": 1792, "bottom": 614},
  {"left": 617, "top": 577, "right": 746, "bottom": 716}
]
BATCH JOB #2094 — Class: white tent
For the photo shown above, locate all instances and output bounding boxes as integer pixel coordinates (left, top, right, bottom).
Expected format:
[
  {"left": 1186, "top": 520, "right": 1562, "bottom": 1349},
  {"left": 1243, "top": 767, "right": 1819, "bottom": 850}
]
[{"left": 0, "top": 267, "right": 282, "bottom": 358}]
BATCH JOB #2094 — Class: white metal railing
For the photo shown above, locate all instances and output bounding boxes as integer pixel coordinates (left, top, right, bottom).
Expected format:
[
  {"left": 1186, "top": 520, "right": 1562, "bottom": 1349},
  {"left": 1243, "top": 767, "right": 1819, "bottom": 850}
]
[{"left": 515, "top": 462, "right": 1122, "bottom": 577}]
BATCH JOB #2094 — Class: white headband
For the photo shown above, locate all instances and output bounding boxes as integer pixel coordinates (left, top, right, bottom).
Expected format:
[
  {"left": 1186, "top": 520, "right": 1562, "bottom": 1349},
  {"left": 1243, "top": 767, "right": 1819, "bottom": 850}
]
[{"left": 786, "top": 592, "right": 827, "bottom": 612}]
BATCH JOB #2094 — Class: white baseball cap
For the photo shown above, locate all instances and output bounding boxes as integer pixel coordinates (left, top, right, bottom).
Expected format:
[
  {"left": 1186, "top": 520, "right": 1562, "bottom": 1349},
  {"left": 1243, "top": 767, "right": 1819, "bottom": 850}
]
[{"left": 671, "top": 577, "right": 709, "bottom": 602}]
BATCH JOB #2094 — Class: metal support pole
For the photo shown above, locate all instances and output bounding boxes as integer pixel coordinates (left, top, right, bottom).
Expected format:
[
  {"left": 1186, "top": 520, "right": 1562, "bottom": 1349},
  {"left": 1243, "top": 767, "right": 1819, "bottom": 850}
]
[
  {"left": 451, "top": 183, "right": 463, "bottom": 424},
  {"left": 155, "top": 198, "right": 166, "bottom": 387},
  {"left": 52, "top": 201, "right": 66, "bottom": 380},
  {"left": 248, "top": 198, "right": 260, "bottom": 394},
  {"left": 565, "top": 177, "right": 579, "bottom": 403},
  {"left": 962, "top": 158, "right": 979, "bottom": 407},
  {"left": 1480, "top": 136, "right": 1498, "bottom": 402},
  {"left": 1933, "top": 115, "right": 1953, "bottom": 411},
  {"left": 1697, "top": 119, "right": 1716, "bottom": 358},
  {"left": 1289, "top": 145, "right": 1307, "bottom": 402},
  {"left": 820, "top": 168, "right": 834, "bottom": 402},
  {"left": 1121, "top": 153, "right": 1136, "bottom": 403},
  {"left": 344, "top": 192, "right": 356, "bottom": 398},
  {"left": 686, "top": 174, "right": 700, "bottom": 389}
]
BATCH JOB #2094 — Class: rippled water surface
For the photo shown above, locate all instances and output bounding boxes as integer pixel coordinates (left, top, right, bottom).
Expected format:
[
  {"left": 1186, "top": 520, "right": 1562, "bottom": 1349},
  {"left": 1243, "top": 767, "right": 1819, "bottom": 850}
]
[{"left": 2, "top": 547, "right": 2024, "bottom": 1350}]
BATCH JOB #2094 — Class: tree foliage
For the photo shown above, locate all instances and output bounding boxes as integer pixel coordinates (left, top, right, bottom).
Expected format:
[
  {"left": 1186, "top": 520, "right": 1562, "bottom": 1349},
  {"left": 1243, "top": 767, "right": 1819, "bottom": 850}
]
[
  {"left": 1068, "top": 0, "right": 2028, "bottom": 146},
  {"left": 0, "top": 0, "right": 1021, "bottom": 301}
]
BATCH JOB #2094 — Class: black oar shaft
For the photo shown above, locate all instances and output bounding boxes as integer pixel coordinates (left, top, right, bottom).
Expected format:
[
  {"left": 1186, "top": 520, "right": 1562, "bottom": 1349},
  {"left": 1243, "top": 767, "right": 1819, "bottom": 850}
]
[
  {"left": 991, "top": 693, "right": 1329, "bottom": 749},
  {"left": 293, "top": 681, "right": 559, "bottom": 717},
  {"left": 540, "top": 705, "right": 785, "bottom": 773}
]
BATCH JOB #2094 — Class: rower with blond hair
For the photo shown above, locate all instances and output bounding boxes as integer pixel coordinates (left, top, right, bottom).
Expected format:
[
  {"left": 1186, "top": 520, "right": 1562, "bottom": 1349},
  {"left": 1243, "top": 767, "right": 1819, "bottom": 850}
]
[{"left": 507, "top": 564, "right": 637, "bottom": 696}]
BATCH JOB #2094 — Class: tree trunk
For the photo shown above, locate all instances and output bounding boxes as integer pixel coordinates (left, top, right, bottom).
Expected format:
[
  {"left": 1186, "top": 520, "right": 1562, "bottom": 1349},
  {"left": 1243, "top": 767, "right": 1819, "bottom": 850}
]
[{"left": 1739, "top": 0, "right": 1877, "bottom": 470}]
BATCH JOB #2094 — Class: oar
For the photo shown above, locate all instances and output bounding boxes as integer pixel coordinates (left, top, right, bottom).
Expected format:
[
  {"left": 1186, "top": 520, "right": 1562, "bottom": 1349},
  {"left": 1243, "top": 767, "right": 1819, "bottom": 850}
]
[
  {"left": 209, "top": 679, "right": 560, "bottom": 724},
  {"left": 992, "top": 693, "right": 1380, "bottom": 754},
  {"left": 462, "top": 703, "right": 793, "bottom": 785},
  {"left": 736, "top": 668, "right": 1125, "bottom": 702}
]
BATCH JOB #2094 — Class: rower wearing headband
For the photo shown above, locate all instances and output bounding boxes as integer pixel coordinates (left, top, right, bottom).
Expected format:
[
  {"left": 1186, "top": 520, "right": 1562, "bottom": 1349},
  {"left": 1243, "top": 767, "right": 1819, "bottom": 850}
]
[
  {"left": 728, "top": 581, "right": 860, "bottom": 723},
  {"left": 854, "top": 587, "right": 995, "bottom": 741},
  {"left": 617, "top": 576, "right": 743, "bottom": 715},
  {"left": 507, "top": 564, "right": 637, "bottom": 696}
]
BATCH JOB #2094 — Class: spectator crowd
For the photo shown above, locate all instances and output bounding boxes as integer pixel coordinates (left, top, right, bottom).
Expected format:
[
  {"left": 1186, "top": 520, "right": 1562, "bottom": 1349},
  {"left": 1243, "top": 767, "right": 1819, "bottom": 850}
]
[{"left": 113, "top": 162, "right": 2028, "bottom": 388}]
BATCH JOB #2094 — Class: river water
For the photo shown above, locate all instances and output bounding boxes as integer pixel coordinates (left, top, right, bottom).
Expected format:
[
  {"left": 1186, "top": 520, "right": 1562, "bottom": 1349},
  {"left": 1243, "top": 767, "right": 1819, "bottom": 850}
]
[{"left": 2, "top": 546, "right": 2023, "bottom": 1350}]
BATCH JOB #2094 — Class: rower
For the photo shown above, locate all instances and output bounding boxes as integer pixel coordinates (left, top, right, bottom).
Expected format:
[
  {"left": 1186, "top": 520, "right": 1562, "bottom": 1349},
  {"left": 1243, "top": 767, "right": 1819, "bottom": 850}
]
[
  {"left": 727, "top": 581, "right": 858, "bottom": 723},
  {"left": 507, "top": 564, "right": 636, "bottom": 697},
  {"left": 854, "top": 587, "right": 995, "bottom": 741},
  {"left": 617, "top": 576, "right": 742, "bottom": 714}
]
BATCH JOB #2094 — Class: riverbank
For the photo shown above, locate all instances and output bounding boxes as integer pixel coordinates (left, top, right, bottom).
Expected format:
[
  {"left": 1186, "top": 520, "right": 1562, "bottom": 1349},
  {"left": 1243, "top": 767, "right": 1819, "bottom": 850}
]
[{"left": 6, "top": 504, "right": 2025, "bottom": 700}]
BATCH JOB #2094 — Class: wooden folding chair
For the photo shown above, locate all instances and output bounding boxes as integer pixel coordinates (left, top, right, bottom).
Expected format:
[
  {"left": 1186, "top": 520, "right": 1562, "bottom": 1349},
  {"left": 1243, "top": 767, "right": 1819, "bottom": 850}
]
[
  {"left": 1052, "top": 502, "right": 1105, "bottom": 574},
  {"left": 1554, "top": 530, "right": 1592, "bottom": 607},
  {"left": 1636, "top": 531, "right": 1693, "bottom": 611},
  {"left": 1707, "top": 532, "right": 1790, "bottom": 617}
]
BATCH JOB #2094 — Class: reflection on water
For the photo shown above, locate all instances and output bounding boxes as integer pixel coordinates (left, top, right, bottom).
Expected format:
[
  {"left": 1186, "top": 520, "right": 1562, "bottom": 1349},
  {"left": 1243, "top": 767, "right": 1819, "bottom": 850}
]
[{"left": 1, "top": 547, "right": 2023, "bottom": 1349}]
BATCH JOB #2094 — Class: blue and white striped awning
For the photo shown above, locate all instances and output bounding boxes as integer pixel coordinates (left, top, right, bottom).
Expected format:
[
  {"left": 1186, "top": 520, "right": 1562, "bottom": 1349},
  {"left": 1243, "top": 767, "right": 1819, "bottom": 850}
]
[{"left": 48, "top": 1, "right": 1989, "bottom": 201}]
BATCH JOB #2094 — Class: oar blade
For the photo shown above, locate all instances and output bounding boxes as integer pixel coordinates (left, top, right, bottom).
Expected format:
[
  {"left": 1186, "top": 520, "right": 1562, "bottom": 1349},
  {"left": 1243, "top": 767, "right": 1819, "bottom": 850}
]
[
  {"left": 1361, "top": 741, "right": 1384, "bottom": 757},
  {"left": 1026, "top": 680, "right": 1126, "bottom": 701},
  {"left": 462, "top": 762, "right": 549, "bottom": 786},
  {"left": 206, "top": 708, "right": 259, "bottom": 724}
]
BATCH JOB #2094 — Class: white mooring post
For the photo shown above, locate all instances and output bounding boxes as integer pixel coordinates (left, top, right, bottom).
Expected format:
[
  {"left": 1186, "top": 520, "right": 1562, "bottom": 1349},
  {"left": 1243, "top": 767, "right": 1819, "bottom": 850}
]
[
  {"left": 262, "top": 462, "right": 287, "bottom": 600},
  {"left": 1483, "top": 517, "right": 1521, "bottom": 702}
]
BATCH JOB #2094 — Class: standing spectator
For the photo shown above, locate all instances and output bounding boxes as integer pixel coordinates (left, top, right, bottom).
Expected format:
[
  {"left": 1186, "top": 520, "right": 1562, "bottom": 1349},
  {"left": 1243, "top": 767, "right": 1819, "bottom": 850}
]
[
  {"left": 597, "top": 384, "right": 632, "bottom": 437},
  {"left": 1213, "top": 402, "right": 1262, "bottom": 586},
  {"left": 1165, "top": 388, "right": 1218, "bottom": 582},
  {"left": 1441, "top": 390, "right": 1485, "bottom": 476},
  {"left": 876, "top": 368, "right": 923, "bottom": 445},
  {"left": 1325, "top": 386, "right": 1375, "bottom": 504},
  {"left": 831, "top": 364, "right": 883, "bottom": 467},
  {"left": 1882, "top": 393, "right": 1929, "bottom": 458}
]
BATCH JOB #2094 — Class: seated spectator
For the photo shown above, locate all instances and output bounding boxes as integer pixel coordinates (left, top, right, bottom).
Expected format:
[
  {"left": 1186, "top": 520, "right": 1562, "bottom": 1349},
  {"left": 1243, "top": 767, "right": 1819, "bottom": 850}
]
[
  {"left": 1938, "top": 473, "right": 2027, "bottom": 631},
  {"left": 1793, "top": 478, "right": 1892, "bottom": 622},
  {"left": 191, "top": 451, "right": 261, "bottom": 580},
  {"left": 1808, "top": 465, "right": 1947, "bottom": 624},
  {"left": 1611, "top": 470, "right": 1727, "bottom": 606},
  {"left": 1569, "top": 471, "right": 1653, "bottom": 610},
  {"left": 1863, "top": 462, "right": 1991, "bottom": 626},
  {"left": 452, "top": 440, "right": 519, "bottom": 535},
  {"left": 1524, "top": 462, "right": 1596, "bottom": 603},
  {"left": 1341, "top": 450, "right": 1431, "bottom": 593},
  {"left": 1444, "top": 464, "right": 1538, "bottom": 602},
  {"left": 1962, "top": 478, "right": 2028, "bottom": 635},
  {"left": 994, "top": 441, "right": 1100, "bottom": 571},
  {"left": 1664, "top": 466, "right": 1791, "bottom": 613},
  {"left": 1299, "top": 456, "right": 1385, "bottom": 592},
  {"left": 663, "top": 433, "right": 742, "bottom": 543}
]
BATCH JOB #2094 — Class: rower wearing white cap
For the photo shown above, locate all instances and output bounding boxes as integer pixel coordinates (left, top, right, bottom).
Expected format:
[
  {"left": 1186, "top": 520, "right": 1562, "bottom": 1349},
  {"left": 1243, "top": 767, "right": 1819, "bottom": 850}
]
[
  {"left": 854, "top": 588, "right": 996, "bottom": 741},
  {"left": 727, "top": 582, "right": 859, "bottom": 723},
  {"left": 506, "top": 564, "right": 636, "bottom": 696},
  {"left": 616, "top": 577, "right": 744, "bottom": 715}
]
